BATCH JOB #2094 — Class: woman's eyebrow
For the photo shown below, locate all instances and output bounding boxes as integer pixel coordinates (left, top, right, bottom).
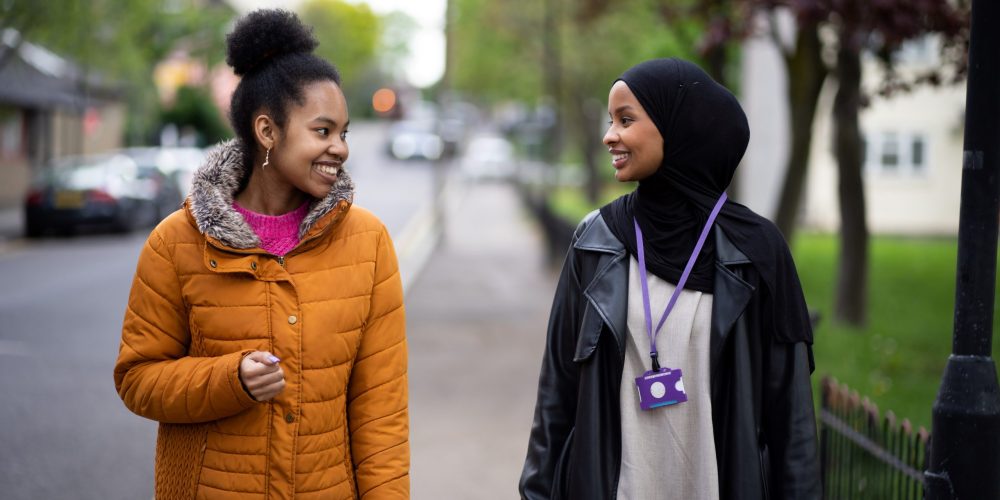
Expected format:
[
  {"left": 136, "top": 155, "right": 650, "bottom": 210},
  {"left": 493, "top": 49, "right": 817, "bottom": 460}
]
[
  {"left": 312, "top": 116, "right": 349, "bottom": 128},
  {"left": 612, "top": 105, "right": 635, "bottom": 115}
]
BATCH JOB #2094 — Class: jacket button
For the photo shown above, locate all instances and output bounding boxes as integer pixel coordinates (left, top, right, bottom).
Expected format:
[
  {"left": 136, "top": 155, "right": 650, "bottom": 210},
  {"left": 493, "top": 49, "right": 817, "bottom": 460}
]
[
  {"left": 288, "top": 315, "right": 298, "bottom": 325},
  {"left": 285, "top": 412, "right": 294, "bottom": 423},
  {"left": 209, "top": 259, "right": 217, "bottom": 268},
  {"left": 250, "top": 261, "right": 257, "bottom": 270}
]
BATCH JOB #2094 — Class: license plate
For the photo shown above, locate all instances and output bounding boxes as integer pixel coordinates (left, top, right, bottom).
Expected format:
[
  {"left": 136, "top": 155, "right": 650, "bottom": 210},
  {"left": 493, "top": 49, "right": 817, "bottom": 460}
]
[{"left": 54, "top": 190, "right": 85, "bottom": 209}]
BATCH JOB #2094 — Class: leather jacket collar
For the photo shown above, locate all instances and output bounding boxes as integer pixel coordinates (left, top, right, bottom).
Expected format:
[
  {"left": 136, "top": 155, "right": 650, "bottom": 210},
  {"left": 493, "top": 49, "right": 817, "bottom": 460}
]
[{"left": 571, "top": 211, "right": 755, "bottom": 379}]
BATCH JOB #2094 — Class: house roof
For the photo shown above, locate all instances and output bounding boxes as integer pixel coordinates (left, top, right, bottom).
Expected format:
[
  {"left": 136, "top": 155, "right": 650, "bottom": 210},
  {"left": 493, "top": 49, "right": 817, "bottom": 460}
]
[{"left": 0, "top": 29, "right": 123, "bottom": 110}]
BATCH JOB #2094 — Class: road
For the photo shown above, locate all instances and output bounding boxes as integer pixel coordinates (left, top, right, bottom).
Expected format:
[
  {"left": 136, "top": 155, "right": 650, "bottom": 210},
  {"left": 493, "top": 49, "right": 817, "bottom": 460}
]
[{"left": 0, "top": 120, "right": 442, "bottom": 499}]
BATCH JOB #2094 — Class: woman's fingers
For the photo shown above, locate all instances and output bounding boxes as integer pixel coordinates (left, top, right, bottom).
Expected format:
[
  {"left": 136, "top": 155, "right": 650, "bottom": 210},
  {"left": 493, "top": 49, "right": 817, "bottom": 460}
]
[
  {"left": 244, "top": 361, "right": 282, "bottom": 380},
  {"left": 245, "top": 368, "right": 285, "bottom": 390},
  {"left": 239, "top": 351, "right": 286, "bottom": 401},
  {"left": 246, "top": 350, "right": 281, "bottom": 366},
  {"left": 252, "top": 378, "right": 287, "bottom": 401}
]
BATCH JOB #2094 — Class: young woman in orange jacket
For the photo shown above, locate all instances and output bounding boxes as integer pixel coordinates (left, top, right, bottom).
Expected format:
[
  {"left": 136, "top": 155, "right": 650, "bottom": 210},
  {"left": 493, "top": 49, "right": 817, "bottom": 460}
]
[{"left": 114, "top": 10, "right": 408, "bottom": 499}]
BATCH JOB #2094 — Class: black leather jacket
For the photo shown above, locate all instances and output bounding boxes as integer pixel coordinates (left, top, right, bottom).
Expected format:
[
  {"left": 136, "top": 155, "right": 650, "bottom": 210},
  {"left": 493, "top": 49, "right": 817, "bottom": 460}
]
[{"left": 520, "top": 212, "right": 820, "bottom": 500}]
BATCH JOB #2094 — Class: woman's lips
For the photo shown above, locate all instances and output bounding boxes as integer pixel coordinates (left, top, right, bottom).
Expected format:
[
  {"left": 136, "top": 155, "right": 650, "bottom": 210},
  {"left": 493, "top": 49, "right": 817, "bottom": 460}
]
[
  {"left": 313, "top": 162, "right": 341, "bottom": 182},
  {"left": 612, "top": 152, "right": 629, "bottom": 169}
]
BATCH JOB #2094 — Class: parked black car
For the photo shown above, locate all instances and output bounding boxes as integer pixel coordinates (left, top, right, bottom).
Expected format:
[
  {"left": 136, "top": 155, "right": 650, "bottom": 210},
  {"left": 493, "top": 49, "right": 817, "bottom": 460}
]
[
  {"left": 24, "top": 153, "right": 183, "bottom": 237},
  {"left": 385, "top": 119, "right": 444, "bottom": 161},
  {"left": 120, "top": 146, "right": 206, "bottom": 198}
]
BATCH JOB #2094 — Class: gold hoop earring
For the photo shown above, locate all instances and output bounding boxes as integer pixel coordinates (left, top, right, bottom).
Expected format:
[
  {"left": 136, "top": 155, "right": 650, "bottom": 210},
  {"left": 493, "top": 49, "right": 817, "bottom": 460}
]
[{"left": 262, "top": 147, "right": 271, "bottom": 169}]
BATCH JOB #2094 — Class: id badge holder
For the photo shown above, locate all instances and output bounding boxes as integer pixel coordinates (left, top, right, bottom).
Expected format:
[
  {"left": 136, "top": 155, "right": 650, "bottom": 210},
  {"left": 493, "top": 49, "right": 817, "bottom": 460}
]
[{"left": 635, "top": 367, "right": 687, "bottom": 411}]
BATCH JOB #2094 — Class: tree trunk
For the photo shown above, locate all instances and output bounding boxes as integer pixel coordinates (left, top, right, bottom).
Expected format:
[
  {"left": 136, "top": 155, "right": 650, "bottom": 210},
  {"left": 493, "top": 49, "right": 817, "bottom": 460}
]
[
  {"left": 442, "top": 0, "right": 455, "bottom": 92},
  {"left": 773, "top": 22, "right": 827, "bottom": 241},
  {"left": 705, "top": 44, "right": 727, "bottom": 87},
  {"left": 570, "top": 91, "right": 602, "bottom": 204},
  {"left": 704, "top": 37, "right": 735, "bottom": 196},
  {"left": 832, "top": 35, "right": 868, "bottom": 327},
  {"left": 541, "top": 0, "right": 564, "bottom": 166}
]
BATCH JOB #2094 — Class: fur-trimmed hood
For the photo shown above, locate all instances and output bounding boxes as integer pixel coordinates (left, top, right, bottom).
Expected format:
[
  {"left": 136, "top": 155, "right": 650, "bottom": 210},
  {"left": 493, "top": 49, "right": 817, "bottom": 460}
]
[{"left": 187, "top": 139, "right": 354, "bottom": 250}]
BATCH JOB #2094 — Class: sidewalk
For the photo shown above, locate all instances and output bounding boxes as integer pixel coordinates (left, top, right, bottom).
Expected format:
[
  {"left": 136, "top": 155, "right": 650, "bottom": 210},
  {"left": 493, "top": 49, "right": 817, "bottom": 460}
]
[
  {"left": 0, "top": 205, "right": 22, "bottom": 241},
  {"left": 405, "top": 181, "right": 558, "bottom": 499},
  {"left": 0, "top": 206, "right": 26, "bottom": 255}
]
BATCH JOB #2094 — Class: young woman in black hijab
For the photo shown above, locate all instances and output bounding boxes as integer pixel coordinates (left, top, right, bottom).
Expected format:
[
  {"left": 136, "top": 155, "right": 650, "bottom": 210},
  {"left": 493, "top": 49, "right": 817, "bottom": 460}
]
[{"left": 520, "top": 58, "right": 820, "bottom": 500}]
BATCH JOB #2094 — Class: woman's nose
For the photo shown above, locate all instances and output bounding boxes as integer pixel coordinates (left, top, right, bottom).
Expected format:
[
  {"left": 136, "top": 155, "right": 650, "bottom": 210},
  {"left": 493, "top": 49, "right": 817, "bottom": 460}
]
[
  {"left": 330, "top": 138, "right": 348, "bottom": 160},
  {"left": 603, "top": 127, "right": 617, "bottom": 147}
]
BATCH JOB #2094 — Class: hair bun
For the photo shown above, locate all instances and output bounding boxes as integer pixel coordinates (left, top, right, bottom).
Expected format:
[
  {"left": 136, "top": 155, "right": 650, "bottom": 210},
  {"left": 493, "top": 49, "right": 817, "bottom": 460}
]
[{"left": 225, "top": 9, "right": 319, "bottom": 76}]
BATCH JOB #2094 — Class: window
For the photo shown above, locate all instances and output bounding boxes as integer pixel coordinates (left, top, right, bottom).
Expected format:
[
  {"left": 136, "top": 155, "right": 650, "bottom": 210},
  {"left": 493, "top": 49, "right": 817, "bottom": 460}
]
[
  {"left": 861, "top": 136, "right": 868, "bottom": 169},
  {"left": 911, "top": 136, "right": 925, "bottom": 172},
  {"left": 865, "top": 131, "right": 929, "bottom": 175},
  {"left": 896, "top": 35, "right": 937, "bottom": 65},
  {"left": 0, "top": 107, "right": 24, "bottom": 159},
  {"left": 881, "top": 133, "right": 899, "bottom": 170}
]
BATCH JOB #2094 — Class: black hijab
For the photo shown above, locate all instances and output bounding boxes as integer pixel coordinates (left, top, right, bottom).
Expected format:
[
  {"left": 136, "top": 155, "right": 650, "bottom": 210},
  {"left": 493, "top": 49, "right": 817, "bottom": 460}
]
[{"left": 599, "top": 58, "right": 812, "bottom": 344}]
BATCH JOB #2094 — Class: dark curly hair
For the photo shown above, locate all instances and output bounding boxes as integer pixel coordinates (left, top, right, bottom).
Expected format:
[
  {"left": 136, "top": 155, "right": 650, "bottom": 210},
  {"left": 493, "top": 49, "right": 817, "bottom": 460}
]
[{"left": 225, "top": 9, "right": 341, "bottom": 188}]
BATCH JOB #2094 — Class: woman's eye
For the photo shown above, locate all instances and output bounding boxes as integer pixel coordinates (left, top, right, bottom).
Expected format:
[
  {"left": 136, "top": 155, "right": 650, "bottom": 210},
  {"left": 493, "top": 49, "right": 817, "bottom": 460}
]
[
  {"left": 316, "top": 128, "right": 330, "bottom": 136},
  {"left": 340, "top": 130, "right": 349, "bottom": 140}
]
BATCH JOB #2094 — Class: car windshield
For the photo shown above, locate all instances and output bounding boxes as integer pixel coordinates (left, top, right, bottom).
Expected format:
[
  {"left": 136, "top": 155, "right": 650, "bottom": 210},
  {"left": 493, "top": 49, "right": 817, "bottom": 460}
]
[
  {"left": 122, "top": 147, "right": 205, "bottom": 174},
  {"left": 121, "top": 148, "right": 160, "bottom": 169},
  {"left": 393, "top": 120, "right": 436, "bottom": 133},
  {"left": 470, "top": 137, "right": 513, "bottom": 160},
  {"left": 43, "top": 156, "right": 136, "bottom": 190}
]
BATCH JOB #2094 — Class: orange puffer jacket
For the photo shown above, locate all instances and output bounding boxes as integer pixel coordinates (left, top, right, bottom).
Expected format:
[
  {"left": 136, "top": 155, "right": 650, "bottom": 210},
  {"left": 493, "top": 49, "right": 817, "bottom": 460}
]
[{"left": 114, "top": 140, "right": 408, "bottom": 499}]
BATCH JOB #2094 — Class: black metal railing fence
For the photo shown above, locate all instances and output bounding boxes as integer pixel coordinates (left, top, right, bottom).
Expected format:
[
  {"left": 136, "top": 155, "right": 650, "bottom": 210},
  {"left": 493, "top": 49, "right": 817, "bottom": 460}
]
[{"left": 819, "top": 376, "right": 930, "bottom": 499}]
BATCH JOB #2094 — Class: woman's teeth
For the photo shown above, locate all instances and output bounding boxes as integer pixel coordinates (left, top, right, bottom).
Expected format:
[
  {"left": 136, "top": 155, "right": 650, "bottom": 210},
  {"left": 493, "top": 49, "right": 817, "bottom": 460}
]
[
  {"left": 613, "top": 153, "right": 628, "bottom": 163},
  {"left": 316, "top": 164, "right": 339, "bottom": 176}
]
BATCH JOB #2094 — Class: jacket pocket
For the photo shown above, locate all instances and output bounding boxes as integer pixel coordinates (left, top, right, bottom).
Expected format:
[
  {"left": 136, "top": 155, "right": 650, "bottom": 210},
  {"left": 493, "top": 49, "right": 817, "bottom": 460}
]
[
  {"left": 758, "top": 439, "right": 771, "bottom": 500},
  {"left": 551, "top": 427, "right": 576, "bottom": 499}
]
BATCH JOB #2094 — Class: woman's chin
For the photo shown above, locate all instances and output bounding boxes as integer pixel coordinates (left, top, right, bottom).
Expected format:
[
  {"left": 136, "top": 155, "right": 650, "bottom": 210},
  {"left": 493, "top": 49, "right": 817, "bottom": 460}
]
[{"left": 614, "top": 170, "right": 633, "bottom": 183}]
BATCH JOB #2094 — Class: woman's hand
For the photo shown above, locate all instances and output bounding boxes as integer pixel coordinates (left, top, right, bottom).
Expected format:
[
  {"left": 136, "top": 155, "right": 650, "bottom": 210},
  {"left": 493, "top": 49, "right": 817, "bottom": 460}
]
[{"left": 239, "top": 351, "right": 285, "bottom": 401}]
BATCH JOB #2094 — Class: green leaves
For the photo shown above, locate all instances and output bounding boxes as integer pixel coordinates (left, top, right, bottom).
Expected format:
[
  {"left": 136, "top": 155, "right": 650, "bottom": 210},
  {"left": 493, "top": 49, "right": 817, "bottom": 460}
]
[{"left": 300, "top": 0, "right": 379, "bottom": 88}]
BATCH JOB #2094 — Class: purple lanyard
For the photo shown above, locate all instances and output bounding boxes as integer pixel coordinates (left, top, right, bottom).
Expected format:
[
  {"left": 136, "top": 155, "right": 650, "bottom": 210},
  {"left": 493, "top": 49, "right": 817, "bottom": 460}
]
[{"left": 635, "top": 192, "right": 727, "bottom": 371}]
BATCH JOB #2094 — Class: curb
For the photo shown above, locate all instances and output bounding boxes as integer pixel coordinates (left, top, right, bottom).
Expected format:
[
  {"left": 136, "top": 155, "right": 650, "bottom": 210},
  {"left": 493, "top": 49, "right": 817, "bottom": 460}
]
[
  {"left": 394, "top": 168, "right": 464, "bottom": 295},
  {"left": 0, "top": 238, "right": 27, "bottom": 259}
]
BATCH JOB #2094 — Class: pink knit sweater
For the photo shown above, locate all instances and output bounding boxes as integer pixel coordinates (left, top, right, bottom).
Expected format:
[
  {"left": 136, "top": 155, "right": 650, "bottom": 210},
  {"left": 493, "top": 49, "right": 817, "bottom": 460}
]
[{"left": 233, "top": 201, "right": 310, "bottom": 256}]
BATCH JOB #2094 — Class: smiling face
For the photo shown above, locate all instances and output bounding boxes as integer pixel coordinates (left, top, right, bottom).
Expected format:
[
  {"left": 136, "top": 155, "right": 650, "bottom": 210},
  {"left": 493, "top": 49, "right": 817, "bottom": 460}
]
[
  {"left": 262, "top": 80, "right": 350, "bottom": 201},
  {"left": 603, "top": 80, "right": 663, "bottom": 182}
]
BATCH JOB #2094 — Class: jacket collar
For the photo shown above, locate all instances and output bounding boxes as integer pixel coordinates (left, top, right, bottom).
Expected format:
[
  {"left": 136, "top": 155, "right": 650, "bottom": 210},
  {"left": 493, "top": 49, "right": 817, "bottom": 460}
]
[
  {"left": 574, "top": 211, "right": 626, "bottom": 254},
  {"left": 186, "top": 139, "right": 354, "bottom": 250},
  {"left": 574, "top": 212, "right": 629, "bottom": 354},
  {"left": 573, "top": 209, "right": 750, "bottom": 264},
  {"left": 573, "top": 212, "right": 754, "bottom": 367}
]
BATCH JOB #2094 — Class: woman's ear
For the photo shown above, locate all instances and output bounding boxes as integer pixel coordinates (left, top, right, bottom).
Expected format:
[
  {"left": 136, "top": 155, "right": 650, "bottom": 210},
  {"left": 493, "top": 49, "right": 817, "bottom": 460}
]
[{"left": 253, "top": 114, "right": 276, "bottom": 150}]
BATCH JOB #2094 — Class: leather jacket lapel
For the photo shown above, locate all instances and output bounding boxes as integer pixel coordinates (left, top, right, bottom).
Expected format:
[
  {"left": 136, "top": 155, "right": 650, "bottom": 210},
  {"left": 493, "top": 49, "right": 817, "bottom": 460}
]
[
  {"left": 573, "top": 214, "right": 628, "bottom": 359},
  {"left": 710, "top": 226, "right": 755, "bottom": 376},
  {"left": 571, "top": 215, "right": 756, "bottom": 371}
]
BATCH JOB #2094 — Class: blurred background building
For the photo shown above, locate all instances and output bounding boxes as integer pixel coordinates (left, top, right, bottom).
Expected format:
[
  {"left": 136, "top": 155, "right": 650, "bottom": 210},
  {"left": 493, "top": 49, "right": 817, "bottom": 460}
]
[
  {"left": 742, "top": 22, "right": 966, "bottom": 236},
  {"left": 0, "top": 29, "right": 126, "bottom": 207}
]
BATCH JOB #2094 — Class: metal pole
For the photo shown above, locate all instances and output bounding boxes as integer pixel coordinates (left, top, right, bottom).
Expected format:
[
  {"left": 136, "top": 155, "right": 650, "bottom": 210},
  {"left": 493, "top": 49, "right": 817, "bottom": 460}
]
[{"left": 925, "top": 0, "right": 1000, "bottom": 498}]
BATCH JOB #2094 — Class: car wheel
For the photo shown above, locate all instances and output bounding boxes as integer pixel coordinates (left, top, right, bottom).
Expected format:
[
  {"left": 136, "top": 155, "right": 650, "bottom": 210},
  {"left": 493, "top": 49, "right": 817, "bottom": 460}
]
[
  {"left": 25, "top": 218, "right": 43, "bottom": 238},
  {"left": 112, "top": 210, "right": 136, "bottom": 234}
]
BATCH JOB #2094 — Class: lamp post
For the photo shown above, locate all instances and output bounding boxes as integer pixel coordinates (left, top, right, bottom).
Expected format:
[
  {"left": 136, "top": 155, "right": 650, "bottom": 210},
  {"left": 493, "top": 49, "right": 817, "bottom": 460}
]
[{"left": 924, "top": 0, "right": 1000, "bottom": 498}]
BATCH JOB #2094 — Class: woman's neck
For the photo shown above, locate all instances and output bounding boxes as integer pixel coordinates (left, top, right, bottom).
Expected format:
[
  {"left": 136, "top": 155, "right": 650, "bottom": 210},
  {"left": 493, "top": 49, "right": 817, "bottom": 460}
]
[{"left": 234, "top": 167, "right": 310, "bottom": 215}]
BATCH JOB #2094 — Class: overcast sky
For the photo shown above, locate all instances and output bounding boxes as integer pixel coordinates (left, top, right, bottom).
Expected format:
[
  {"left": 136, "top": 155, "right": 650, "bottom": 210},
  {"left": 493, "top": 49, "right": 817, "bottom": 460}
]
[{"left": 226, "top": 0, "right": 446, "bottom": 87}]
